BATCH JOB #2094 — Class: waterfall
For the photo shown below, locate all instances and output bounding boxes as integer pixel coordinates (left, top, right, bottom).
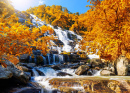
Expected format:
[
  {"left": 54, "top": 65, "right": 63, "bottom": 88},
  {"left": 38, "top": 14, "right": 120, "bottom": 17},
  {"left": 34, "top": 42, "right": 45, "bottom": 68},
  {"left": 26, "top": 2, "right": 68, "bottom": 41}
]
[
  {"left": 41, "top": 54, "right": 47, "bottom": 65},
  {"left": 47, "top": 54, "right": 50, "bottom": 64},
  {"left": 58, "top": 55, "right": 64, "bottom": 63},
  {"left": 55, "top": 54, "right": 59, "bottom": 63},
  {"left": 39, "top": 67, "right": 57, "bottom": 76},
  {"left": 53, "top": 54, "right": 56, "bottom": 64},
  {"left": 67, "top": 55, "right": 70, "bottom": 62},
  {"left": 93, "top": 69, "right": 102, "bottom": 76},
  {"left": 29, "top": 56, "right": 32, "bottom": 63},
  {"left": 34, "top": 55, "right": 37, "bottom": 64},
  {"left": 32, "top": 68, "right": 39, "bottom": 76}
]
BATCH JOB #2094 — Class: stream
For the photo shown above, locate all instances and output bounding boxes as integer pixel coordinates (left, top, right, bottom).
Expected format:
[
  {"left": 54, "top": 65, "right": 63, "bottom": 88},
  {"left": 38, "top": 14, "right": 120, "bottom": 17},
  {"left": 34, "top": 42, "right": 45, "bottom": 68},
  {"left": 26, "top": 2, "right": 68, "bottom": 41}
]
[{"left": 19, "top": 14, "right": 130, "bottom": 93}]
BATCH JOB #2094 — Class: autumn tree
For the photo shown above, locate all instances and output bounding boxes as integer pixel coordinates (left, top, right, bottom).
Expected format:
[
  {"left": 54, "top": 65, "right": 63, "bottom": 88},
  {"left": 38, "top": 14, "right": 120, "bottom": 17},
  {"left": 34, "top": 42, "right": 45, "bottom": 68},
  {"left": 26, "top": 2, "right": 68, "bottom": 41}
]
[
  {"left": 0, "top": 2, "right": 55, "bottom": 63},
  {"left": 80, "top": 0, "right": 130, "bottom": 61}
]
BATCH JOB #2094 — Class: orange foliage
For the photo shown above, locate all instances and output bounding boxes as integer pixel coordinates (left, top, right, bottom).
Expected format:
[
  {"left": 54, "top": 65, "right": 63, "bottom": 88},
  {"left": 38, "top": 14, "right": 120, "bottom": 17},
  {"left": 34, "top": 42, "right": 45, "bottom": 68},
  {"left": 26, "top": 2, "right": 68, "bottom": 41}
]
[
  {"left": 0, "top": 2, "right": 55, "bottom": 64},
  {"left": 80, "top": 0, "right": 130, "bottom": 61},
  {"left": 26, "top": 5, "right": 84, "bottom": 32}
]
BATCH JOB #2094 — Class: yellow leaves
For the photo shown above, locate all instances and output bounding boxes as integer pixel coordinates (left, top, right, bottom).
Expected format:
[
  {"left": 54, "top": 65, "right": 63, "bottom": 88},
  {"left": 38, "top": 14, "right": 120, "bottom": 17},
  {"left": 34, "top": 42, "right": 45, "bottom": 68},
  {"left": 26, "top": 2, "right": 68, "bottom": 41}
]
[{"left": 79, "top": 0, "right": 130, "bottom": 61}]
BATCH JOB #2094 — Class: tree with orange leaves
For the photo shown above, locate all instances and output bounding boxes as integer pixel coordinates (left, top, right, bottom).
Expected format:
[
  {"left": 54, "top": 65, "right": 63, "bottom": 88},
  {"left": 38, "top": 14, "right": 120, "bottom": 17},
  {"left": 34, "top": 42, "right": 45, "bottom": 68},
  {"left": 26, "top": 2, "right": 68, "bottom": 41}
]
[
  {"left": 0, "top": 2, "right": 55, "bottom": 63},
  {"left": 80, "top": 0, "right": 130, "bottom": 61}
]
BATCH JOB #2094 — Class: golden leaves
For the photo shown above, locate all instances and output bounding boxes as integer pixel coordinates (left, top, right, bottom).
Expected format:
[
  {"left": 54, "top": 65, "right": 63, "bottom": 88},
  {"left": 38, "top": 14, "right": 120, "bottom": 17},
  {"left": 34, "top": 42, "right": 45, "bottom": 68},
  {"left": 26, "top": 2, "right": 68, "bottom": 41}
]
[{"left": 80, "top": 0, "right": 130, "bottom": 60}]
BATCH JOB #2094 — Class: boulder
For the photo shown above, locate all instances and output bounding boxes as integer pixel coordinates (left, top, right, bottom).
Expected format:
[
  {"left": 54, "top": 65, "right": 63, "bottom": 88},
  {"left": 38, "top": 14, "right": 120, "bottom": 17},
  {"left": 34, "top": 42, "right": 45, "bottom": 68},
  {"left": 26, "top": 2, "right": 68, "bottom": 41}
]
[
  {"left": 90, "top": 58, "right": 102, "bottom": 68},
  {"left": 51, "top": 65, "right": 61, "bottom": 70},
  {"left": 95, "top": 67, "right": 100, "bottom": 70},
  {"left": 75, "top": 65, "right": 90, "bottom": 75},
  {"left": 16, "top": 65, "right": 29, "bottom": 72},
  {"left": 24, "top": 72, "right": 31, "bottom": 78},
  {"left": 3, "top": 59, "right": 29, "bottom": 84},
  {"left": 20, "top": 63, "right": 36, "bottom": 69},
  {"left": 57, "top": 72, "right": 72, "bottom": 76},
  {"left": 35, "top": 69, "right": 45, "bottom": 76},
  {"left": 0, "top": 66, "right": 13, "bottom": 79},
  {"left": 70, "top": 65, "right": 80, "bottom": 69},
  {"left": 116, "top": 55, "right": 129, "bottom": 76},
  {"left": 100, "top": 70, "right": 115, "bottom": 76},
  {"left": 19, "top": 54, "right": 29, "bottom": 62}
]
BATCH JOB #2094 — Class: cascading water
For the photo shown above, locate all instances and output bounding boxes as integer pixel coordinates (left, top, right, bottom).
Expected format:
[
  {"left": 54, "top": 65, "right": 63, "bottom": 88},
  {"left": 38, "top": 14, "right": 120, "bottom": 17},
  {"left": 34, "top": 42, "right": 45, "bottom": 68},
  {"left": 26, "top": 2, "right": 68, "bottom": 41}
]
[
  {"left": 47, "top": 54, "right": 51, "bottom": 64},
  {"left": 53, "top": 54, "right": 56, "bottom": 64},
  {"left": 29, "top": 56, "right": 32, "bottom": 63},
  {"left": 29, "top": 14, "right": 102, "bottom": 92},
  {"left": 58, "top": 55, "right": 64, "bottom": 63},
  {"left": 32, "top": 68, "right": 39, "bottom": 76},
  {"left": 39, "top": 67, "right": 57, "bottom": 76},
  {"left": 41, "top": 54, "right": 47, "bottom": 65}
]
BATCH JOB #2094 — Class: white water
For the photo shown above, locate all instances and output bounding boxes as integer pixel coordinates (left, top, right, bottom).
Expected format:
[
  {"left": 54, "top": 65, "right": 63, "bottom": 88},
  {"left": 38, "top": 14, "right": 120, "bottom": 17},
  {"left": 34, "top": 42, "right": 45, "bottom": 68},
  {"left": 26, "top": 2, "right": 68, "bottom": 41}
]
[
  {"left": 93, "top": 69, "right": 102, "bottom": 76},
  {"left": 39, "top": 67, "right": 57, "bottom": 76},
  {"left": 32, "top": 68, "right": 39, "bottom": 76},
  {"left": 30, "top": 14, "right": 82, "bottom": 54},
  {"left": 29, "top": 14, "right": 101, "bottom": 92}
]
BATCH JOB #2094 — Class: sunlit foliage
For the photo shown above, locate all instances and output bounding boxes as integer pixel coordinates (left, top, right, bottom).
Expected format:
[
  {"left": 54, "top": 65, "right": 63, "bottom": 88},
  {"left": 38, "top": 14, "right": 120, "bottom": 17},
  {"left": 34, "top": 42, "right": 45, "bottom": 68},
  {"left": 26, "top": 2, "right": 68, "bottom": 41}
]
[
  {"left": 26, "top": 5, "right": 86, "bottom": 33},
  {"left": 80, "top": 0, "right": 130, "bottom": 61},
  {"left": 0, "top": 2, "right": 55, "bottom": 63}
]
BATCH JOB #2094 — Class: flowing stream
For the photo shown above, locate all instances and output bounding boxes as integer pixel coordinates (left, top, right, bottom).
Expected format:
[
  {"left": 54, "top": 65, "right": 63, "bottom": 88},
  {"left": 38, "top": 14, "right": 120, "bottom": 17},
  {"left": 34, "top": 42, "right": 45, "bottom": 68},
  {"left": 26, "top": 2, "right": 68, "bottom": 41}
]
[
  {"left": 28, "top": 14, "right": 102, "bottom": 92},
  {"left": 16, "top": 11, "right": 130, "bottom": 93}
]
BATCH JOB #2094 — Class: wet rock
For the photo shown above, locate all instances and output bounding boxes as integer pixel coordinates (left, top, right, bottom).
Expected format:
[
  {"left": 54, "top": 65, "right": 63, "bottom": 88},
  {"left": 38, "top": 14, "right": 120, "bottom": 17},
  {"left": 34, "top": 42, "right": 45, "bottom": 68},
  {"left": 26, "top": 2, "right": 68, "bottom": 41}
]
[
  {"left": 100, "top": 70, "right": 115, "bottom": 76},
  {"left": 3, "top": 59, "right": 29, "bottom": 84},
  {"left": 87, "top": 71, "right": 93, "bottom": 75},
  {"left": 36, "top": 55, "right": 44, "bottom": 65},
  {"left": 16, "top": 65, "right": 29, "bottom": 72},
  {"left": 107, "top": 81, "right": 121, "bottom": 93},
  {"left": 103, "top": 67, "right": 109, "bottom": 70},
  {"left": 90, "top": 58, "right": 102, "bottom": 68},
  {"left": 128, "top": 64, "right": 130, "bottom": 72},
  {"left": 95, "top": 67, "right": 100, "bottom": 70},
  {"left": 58, "top": 87, "right": 77, "bottom": 93},
  {"left": 49, "top": 50, "right": 58, "bottom": 54},
  {"left": 70, "top": 65, "right": 80, "bottom": 69},
  {"left": 116, "top": 55, "right": 129, "bottom": 76},
  {"left": 80, "top": 62, "right": 85, "bottom": 65},
  {"left": 0, "top": 66, "right": 13, "bottom": 79},
  {"left": 109, "top": 66, "right": 115, "bottom": 73},
  {"left": 57, "top": 72, "right": 72, "bottom": 76},
  {"left": 19, "top": 54, "right": 29, "bottom": 62},
  {"left": 35, "top": 69, "right": 45, "bottom": 76},
  {"left": 51, "top": 65, "right": 61, "bottom": 70},
  {"left": 21, "top": 63, "right": 36, "bottom": 69},
  {"left": 75, "top": 65, "right": 90, "bottom": 75}
]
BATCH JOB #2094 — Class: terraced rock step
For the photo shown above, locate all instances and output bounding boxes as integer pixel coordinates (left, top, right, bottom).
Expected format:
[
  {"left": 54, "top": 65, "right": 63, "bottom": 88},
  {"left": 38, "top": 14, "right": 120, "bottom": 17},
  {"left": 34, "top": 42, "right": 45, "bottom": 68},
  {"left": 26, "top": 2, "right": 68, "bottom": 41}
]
[{"left": 49, "top": 76, "right": 130, "bottom": 93}]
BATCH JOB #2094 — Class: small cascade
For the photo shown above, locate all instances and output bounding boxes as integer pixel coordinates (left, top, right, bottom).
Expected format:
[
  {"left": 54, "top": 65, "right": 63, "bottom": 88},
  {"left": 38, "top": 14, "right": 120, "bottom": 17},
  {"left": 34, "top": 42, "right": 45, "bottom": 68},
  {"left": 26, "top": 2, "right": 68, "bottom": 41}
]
[
  {"left": 67, "top": 55, "right": 70, "bottom": 62},
  {"left": 62, "top": 68, "right": 77, "bottom": 76},
  {"left": 39, "top": 67, "right": 57, "bottom": 76},
  {"left": 29, "top": 56, "right": 32, "bottom": 63},
  {"left": 40, "top": 54, "right": 47, "bottom": 65},
  {"left": 55, "top": 54, "right": 59, "bottom": 63},
  {"left": 47, "top": 54, "right": 51, "bottom": 64},
  {"left": 93, "top": 69, "right": 102, "bottom": 76},
  {"left": 58, "top": 55, "right": 64, "bottom": 63},
  {"left": 34, "top": 55, "right": 37, "bottom": 64},
  {"left": 32, "top": 68, "right": 39, "bottom": 76},
  {"left": 53, "top": 54, "right": 56, "bottom": 64}
]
